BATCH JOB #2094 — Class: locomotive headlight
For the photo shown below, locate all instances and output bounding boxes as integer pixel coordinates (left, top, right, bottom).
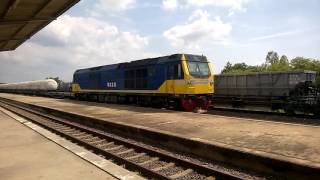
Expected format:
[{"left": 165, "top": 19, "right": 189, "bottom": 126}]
[{"left": 210, "top": 80, "right": 214, "bottom": 86}]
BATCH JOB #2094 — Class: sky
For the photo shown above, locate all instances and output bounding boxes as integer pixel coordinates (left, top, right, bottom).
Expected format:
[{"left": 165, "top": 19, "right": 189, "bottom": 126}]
[{"left": 1, "top": 0, "right": 320, "bottom": 82}]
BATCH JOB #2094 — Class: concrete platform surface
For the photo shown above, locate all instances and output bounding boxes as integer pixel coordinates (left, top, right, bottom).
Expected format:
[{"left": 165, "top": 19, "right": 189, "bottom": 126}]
[
  {"left": 1, "top": 93, "right": 320, "bottom": 168},
  {"left": 0, "top": 108, "right": 118, "bottom": 180}
]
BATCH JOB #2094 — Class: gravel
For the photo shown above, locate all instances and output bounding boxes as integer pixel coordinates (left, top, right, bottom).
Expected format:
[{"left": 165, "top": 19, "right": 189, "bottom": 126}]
[
  {"left": 175, "top": 171, "right": 208, "bottom": 180},
  {"left": 207, "top": 109, "right": 320, "bottom": 126},
  {"left": 157, "top": 166, "right": 184, "bottom": 176},
  {"left": 45, "top": 112, "right": 271, "bottom": 179}
]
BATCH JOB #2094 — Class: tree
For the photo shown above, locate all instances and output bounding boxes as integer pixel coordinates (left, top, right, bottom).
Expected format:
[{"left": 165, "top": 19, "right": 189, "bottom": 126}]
[
  {"left": 232, "top": 63, "right": 249, "bottom": 72},
  {"left": 266, "top": 55, "right": 290, "bottom": 71},
  {"left": 290, "top": 57, "right": 320, "bottom": 87},
  {"left": 290, "top": 57, "right": 313, "bottom": 70},
  {"left": 221, "top": 61, "right": 232, "bottom": 74},
  {"left": 266, "top": 51, "right": 279, "bottom": 65},
  {"left": 221, "top": 62, "right": 260, "bottom": 74},
  {"left": 279, "top": 55, "right": 289, "bottom": 64}
]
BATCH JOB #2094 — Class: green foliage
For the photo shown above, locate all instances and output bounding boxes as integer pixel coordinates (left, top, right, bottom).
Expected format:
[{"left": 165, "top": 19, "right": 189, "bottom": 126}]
[
  {"left": 265, "top": 52, "right": 290, "bottom": 71},
  {"left": 221, "top": 61, "right": 262, "bottom": 74},
  {"left": 280, "top": 55, "right": 289, "bottom": 64},
  {"left": 220, "top": 51, "right": 320, "bottom": 87},
  {"left": 290, "top": 57, "right": 320, "bottom": 87},
  {"left": 290, "top": 57, "right": 320, "bottom": 70},
  {"left": 221, "top": 62, "right": 232, "bottom": 74},
  {"left": 265, "top": 51, "right": 279, "bottom": 65}
]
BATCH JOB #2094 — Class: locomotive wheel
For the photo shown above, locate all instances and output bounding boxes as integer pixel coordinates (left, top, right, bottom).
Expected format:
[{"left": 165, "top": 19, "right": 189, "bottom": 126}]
[
  {"left": 200, "top": 99, "right": 211, "bottom": 110},
  {"left": 181, "top": 98, "right": 196, "bottom": 112}
]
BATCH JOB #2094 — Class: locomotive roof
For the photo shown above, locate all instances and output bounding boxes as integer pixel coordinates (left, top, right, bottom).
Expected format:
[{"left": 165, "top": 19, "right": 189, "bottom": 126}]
[{"left": 74, "top": 54, "right": 208, "bottom": 73}]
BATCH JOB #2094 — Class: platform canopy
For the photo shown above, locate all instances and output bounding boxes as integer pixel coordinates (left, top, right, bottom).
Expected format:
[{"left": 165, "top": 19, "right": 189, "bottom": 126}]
[{"left": 0, "top": 0, "right": 80, "bottom": 51}]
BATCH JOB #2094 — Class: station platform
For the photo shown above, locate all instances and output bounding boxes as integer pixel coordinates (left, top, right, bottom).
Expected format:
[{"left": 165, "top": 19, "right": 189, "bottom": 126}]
[
  {"left": 1, "top": 93, "right": 320, "bottom": 172},
  {"left": 0, "top": 109, "right": 117, "bottom": 180},
  {"left": 0, "top": 102, "right": 144, "bottom": 180}
]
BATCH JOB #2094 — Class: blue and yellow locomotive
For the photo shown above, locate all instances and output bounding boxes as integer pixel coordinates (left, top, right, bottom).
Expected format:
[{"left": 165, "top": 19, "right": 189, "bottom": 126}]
[{"left": 72, "top": 54, "right": 214, "bottom": 111}]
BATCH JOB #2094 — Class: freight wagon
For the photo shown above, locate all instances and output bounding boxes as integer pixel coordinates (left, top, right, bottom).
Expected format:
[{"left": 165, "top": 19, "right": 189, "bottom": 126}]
[{"left": 214, "top": 71, "right": 319, "bottom": 114}]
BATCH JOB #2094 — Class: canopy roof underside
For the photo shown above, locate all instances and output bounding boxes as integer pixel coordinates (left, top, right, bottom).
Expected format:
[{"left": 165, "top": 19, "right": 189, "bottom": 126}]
[{"left": 0, "top": 0, "right": 79, "bottom": 51}]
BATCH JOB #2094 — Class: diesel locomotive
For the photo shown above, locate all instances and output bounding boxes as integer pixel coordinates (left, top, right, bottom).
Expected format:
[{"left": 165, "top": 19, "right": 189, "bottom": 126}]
[{"left": 72, "top": 54, "right": 214, "bottom": 111}]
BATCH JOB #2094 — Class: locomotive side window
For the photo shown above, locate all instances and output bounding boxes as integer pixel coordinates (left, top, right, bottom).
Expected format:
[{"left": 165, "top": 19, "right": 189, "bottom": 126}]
[
  {"left": 175, "top": 64, "right": 182, "bottom": 78},
  {"left": 89, "top": 72, "right": 101, "bottom": 89},
  {"left": 168, "top": 66, "right": 174, "bottom": 79},
  {"left": 125, "top": 68, "right": 148, "bottom": 89},
  {"left": 168, "top": 64, "right": 182, "bottom": 79},
  {"left": 148, "top": 67, "right": 156, "bottom": 77},
  {"left": 136, "top": 69, "right": 148, "bottom": 89},
  {"left": 125, "top": 70, "right": 135, "bottom": 88}
]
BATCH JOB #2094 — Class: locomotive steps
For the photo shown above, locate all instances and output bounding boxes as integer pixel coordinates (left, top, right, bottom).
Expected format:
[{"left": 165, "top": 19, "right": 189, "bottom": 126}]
[{"left": 0, "top": 95, "right": 319, "bottom": 179}]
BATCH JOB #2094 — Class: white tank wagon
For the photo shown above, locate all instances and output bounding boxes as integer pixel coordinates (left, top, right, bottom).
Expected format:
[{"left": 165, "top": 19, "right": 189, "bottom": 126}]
[{"left": 0, "top": 79, "right": 58, "bottom": 91}]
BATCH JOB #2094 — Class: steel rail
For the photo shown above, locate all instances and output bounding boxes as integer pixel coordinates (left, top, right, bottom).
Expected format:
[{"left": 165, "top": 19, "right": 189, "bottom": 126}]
[
  {"left": 208, "top": 107, "right": 320, "bottom": 125},
  {"left": 0, "top": 99, "right": 243, "bottom": 180}
]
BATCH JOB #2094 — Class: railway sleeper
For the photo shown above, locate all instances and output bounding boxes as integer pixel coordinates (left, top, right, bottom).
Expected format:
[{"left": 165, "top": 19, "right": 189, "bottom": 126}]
[
  {"left": 116, "top": 149, "right": 134, "bottom": 155},
  {"left": 104, "top": 145, "right": 123, "bottom": 151},
  {"left": 138, "top": 157, "right": 159, "bottom": 165},
  {"left": 125, "top": 153, "right": 146, "bottom": 160},
  {"left": 152, "top": 162, "right": 175, "bottom": 171}
]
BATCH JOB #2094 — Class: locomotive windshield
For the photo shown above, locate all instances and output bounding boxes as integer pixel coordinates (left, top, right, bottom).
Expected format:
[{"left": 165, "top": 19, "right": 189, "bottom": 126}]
[{"left": 187, "top": 61, "right": 210, "bottom": 77}]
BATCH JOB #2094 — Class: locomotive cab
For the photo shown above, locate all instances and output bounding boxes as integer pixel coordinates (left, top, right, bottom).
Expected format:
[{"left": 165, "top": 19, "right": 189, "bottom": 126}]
[
  {"left": 183, "top": 54, "right": 214, "bottom": 94},
  {"left": 178, "top": 54, "right": 214, "bottom": 111}
]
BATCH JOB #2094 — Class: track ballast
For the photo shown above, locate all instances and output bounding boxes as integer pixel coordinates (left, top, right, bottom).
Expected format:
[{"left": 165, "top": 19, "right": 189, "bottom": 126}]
[{"left": 0, "top": 99, "right": 244, "bottom": 180}]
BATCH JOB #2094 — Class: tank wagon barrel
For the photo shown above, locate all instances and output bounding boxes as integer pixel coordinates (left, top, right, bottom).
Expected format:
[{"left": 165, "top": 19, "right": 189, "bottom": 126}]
[{"left": 0, "top": 79, "right": 58, "bottom": 92}]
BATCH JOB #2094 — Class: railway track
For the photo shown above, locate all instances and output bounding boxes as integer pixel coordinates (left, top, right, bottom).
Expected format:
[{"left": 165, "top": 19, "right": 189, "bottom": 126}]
[
  {"left": 0, "top": 99, "right": 244, "bottom": 180},
  {"left": 3, "top": 92, "right": 320, "bottom": 123},
  {"left": 208, "top": 107, "right": 320, "bottom": 126}
]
